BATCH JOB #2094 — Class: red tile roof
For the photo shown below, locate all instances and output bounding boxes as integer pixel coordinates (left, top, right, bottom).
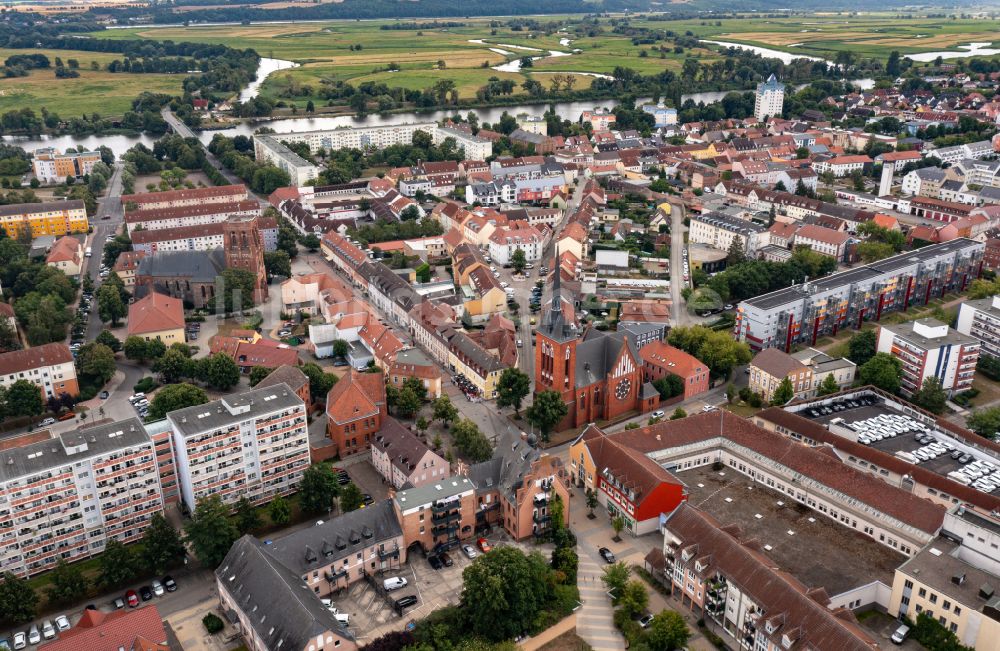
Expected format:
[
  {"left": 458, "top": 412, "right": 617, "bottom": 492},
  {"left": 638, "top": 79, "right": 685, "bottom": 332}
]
[
  {"left": 128, "top": 291, "right": 185, "bottom": 336},
  {"left": 38, "top": 605, "right": 167, "bottom": 651},
  {"left": 326, "top": 371, "right": 385, "bottom": 425},
  {"left": 45, "top": 235, "right": 81, "bottom": 264},
  {"left": 0, "top": 343, "right": 72, "bottom": 375},
  {"left": 124, "top": 199, "right": 258, "bottom": 225},
  {"left": 122, "top": 184, "right": 247, "bottom": 208},
  {"left": 639, "top": 341, "right": 706, "bottom": 379}
]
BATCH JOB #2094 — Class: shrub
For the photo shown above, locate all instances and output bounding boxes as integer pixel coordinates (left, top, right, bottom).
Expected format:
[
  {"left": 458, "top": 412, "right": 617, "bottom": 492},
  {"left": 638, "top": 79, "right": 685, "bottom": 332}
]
[
  {"left": 202, "top": 613, "right": 224, "bottom": 634},
  {"left": 134, "top": 377, "right": 158, "bottom": 394}
]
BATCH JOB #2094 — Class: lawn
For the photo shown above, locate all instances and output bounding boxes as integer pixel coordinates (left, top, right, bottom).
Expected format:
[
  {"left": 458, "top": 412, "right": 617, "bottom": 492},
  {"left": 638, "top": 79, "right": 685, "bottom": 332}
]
[{"left": 0, "top": 60, "right": 183, "bottom": 116}]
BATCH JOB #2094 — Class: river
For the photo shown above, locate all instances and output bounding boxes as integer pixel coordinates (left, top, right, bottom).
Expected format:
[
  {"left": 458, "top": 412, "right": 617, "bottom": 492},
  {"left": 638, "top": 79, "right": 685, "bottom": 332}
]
[
  {"left": 0, "top": 50, "right": 872, "bottom": 156},
  {"left": 905, "top": 41, "right": 1000, "bottom": 62}
]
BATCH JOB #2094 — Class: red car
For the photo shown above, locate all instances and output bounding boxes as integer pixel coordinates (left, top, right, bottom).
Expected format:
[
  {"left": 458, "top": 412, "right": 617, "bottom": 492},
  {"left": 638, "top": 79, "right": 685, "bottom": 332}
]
[
  {"left": 125, "top": 590, "right": 139, "bottom": 608},
  {"left": 477, "top": 538, "right": 492, "bottom": 553}
]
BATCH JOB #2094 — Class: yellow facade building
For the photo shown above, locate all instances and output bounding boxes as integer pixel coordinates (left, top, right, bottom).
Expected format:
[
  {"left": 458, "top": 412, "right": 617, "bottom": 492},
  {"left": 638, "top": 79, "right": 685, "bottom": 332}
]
[{"left": 0, "top": 200, "right": 89, "bottom": 238}]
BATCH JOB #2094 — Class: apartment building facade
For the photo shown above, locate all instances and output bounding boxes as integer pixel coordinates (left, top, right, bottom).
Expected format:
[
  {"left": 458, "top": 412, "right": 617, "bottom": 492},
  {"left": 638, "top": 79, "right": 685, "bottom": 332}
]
[
  {"left": 123, "top": 200, "right": 261, "bottom": 236},
  {"left": 260, "top": 123, "right": 437, "bottom": 154},
  {"left": 876, "top": 319, "right": 979, "bottom": 396},
  {"left": 325, "top": 371, "right": 386, "bottom": 458},
  {"left": 253, "top": 134, "right": 320, "bottom": 186},
  {"left": 370, "top": 417, "right": 448, "bottom": 490},
  {"left": 754, "top": 75, "right": 784, "bottom": 121},
  {"left": 688, "top": 211, "right": 766, "bottom": 256},
  {"left": 0, "top": 200, "right": 89, "bottom": 239},
  {"left": 434, "top": 126, "right": 493, "bottom": 161},
  {"left": 167, "top": 384, "right": 310, "bottom": 509},
  {"left": 957, "top": 295, "right": 1000, "bottom": 359},
  {"left": 736, "top": 238, "right": 984, "bottom": 352},
  {"left": 0, "top": 343, "right": 79, "bottom": 400},
  {"left": 122, "top": 184, "right": 249, "bottom": 213},
  {"left": 748, "top": 347, "right": 815, "bottom": 403},
  {"left": 0, "top": 419, "right": 163, "bottom": 577},
  {"left": 31, "top": 148, "right": 101, "bottom": 184},
  {"left": 394, "top": 477, "right": 477, "bottom": 552}
]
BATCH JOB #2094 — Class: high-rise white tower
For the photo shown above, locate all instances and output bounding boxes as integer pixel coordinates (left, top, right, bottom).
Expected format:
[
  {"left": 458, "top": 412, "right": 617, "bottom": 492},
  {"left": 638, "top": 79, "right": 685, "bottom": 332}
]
[
  {"left": 754, "top": 74, "right": 785, "bottom": 122},
  {"left": 879, "top": 165, "right": 894, "bottom": 197}
]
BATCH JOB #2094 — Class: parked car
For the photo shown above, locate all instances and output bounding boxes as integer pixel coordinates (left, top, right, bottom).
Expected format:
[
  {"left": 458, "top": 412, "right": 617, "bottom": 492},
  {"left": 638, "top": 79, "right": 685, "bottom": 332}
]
[
  {"left": 139, "top": 585, "right": 153, "bottom": 601},
  {"left": 12, "top": 631, "right": 26, "bottom": 650},
  {"left": 599, "top": 547, "right": 616, "bottom": 563},
  {"left": 27, "top": 626, "right": 39, "bottom": 646},
  {"left": 427, "top": 554, "right": 443, "bottom": 570},
  {"left": 651, "top": 410, "right": 665, "bottom": 419},
  {"left": 99, "top": 391, "right": 110, "bottom": 399},
  {"left": 39, "top": 418, "right": 56, "bottom": 427},
  {"left": 151, "top": 579, "right": 164, "bottom": 597},
  {"left": 439, "top": 551, "right": 453, "bottom": 567},
  {"left": 162, "top": 576, "right": 177, "bottom": 592},
  {"left": 395, "top": 595, "right": 418, "bottom": 610},
  {"left": 638, "top": 613, "right": 654, "bottom": 629},
  {"left": 477, "top": 538, "right": 492, "bottom": 553},
  {"left": 462, "top": 544, "right": 478, "bottom": 559},
  {"left": 113, "top": 597, "right": 126, "bottom": 609},
  {"left": 891, "top": 623, "right": 910, "bottom": 644},
  {"left": 41, "top": 620, "right": 55, "bottom": 640},
  {"left": 55, "top": 615, "right": 71, "bottom": 632},
  {"left": 383, "top": 577, "right": 408, "bottom": 591},
  {"left": 125, "top": 590, "right": 139, "bottom": 607}
]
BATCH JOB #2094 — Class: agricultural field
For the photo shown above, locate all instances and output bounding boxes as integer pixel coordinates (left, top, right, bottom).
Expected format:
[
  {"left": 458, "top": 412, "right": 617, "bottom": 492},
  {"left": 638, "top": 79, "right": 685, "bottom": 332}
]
[
  {"left": 90, "top": 18, "right": 668, "bottom": 105},
  {"left": 631, "top": 14, "right": 1000, "bottom": 60},
  {"left": 0, "top": 47, "right": 184, "bottom": 115}
]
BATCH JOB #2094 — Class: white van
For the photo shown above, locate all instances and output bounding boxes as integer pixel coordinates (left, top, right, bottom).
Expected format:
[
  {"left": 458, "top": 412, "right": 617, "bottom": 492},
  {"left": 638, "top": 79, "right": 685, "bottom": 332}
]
[
  {"left": 383, "top": 576, "right": 408, "bottom": 591},
  {"left": 891, "top": 623, "right": 910, "bottom": 644}
]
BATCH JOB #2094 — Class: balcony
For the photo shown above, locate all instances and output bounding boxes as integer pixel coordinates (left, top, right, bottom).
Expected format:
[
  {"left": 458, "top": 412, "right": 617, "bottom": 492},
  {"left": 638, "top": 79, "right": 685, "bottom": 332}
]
[
  {"left": 533, "top": 512, "right": 551, "bottom": 524},
  {"left": 533, "top": 495, "right": 548, "bottom": 507},
  {"left": 432, "top": 501, "right": 459, "bottom": 514},
  {"left": 433, "top": 523, "right": 459, "bottom": 537},
  {"left": 432, "top": 510, "right": 461, "bottom": 524}
]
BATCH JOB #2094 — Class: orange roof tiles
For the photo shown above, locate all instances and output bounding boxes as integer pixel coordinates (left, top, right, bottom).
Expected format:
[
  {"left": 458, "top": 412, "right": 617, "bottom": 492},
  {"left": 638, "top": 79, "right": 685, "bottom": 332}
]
[{"left": 127, "top": 292, "right": 185, "bottom": 337}]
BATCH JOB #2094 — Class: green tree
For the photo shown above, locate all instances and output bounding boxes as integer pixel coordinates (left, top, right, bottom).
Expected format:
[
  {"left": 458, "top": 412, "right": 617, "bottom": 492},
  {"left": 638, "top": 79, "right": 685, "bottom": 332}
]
[
  {"left": 7, "top": 379, "right": 42, "bottom": 419},
  {"left": 124, "top": 336, "right": 150, "bottom": 363},
  {"left": 216, "top": 268, "right": 258, "bottom": 313},
  {"left": 249, "top": 365, "right": 273, "bottom": 387},
  {"left": 886, "top": 50, "right": 902, "bottom": 76},
  {"left": 611, "top": 515, "right": 625, "bottom": 541},
  {"left": 618, "top": 580, "right": 648, "bottom": 618},
  {"left": 185, "top": 495, "right": 239, "bottom": 568},
  {"left": 47, "top": 559, "right": 89, "bottom": 605},
  {"left": 235, "top": 497, "right": 262, "bottom": 534},
  {"left": 551, "top": 546, "right": 578, "bottom": 584},
  {"left": 263, "top": 250, "right": 292, "bottom": 279},
  {"left": 511, "top": 247, "right": 527, "bottom": 274},
  {"left": 141, "top": 513, "right": 186, "bottom": 573},
  {"left": 299, "top": 464, "right": 340, "bottom": 514},
  {"left": 496, "top": 368, "right": 531, "bottom": 416},
  {"left": 395, "top": 386, "right": 422, "bottom": 418},
  {"left": 586, "top": 489, "right": 599, "bottom": 517},
  {"left": 97, "top": 282, "right": 127, "bottom": 326},
  {"left": 204, "top": 352, "right": 240, "bottom": 390},
  {"left": 602, "top": 561, "right": 630, "bottom": 601},
  {"left": 98, "top": 538, "right": 136, "bottom": 588},
  {"left": 268, "top": 494, "right": 291, "bottom": 526},
  {"left": 858, "top": 240, "right": 895, "bottom": 264},
  {"left": 76, "top": 342, "right": 116, "bottom": 385},
  {"left": 451, "top": 418, "right": 493, "bottom": 462},
  {"left": 526, "top": 390, "right": 569, "bottom": 442},
  {"left": 670, "top": 407, "right": 687, "bottom": 420},
  {"left": 147, "top": 382, "right": 208, "bottom": 420},
  {"left": 727, "top": 237, "right": 746, "bottom": 265},
  {"left": 647, "top": 610, "right": 691, "bottom": 651},
  {"left": 0, "top": 571, "right": 37, "bottom": 624},
  {"left": 911, "top": 376, "right": 947, "bottom": 414},
  {"left": 433, "top": 394, "right": 459, "bottom": 424},
  {"left": 461, "top": 546, "right": 551, "bottom": 641},
  {"left": 968, "top": 406, "right": 1000, "bottom": 439},
  {"left": 95, "top": 330, "right": 122, "bottom": 352},
  {"left": 301, "top": 233, "right": 321, "bottom": 252},
  {"left": 771, "top": 377, "right": 794, "bottom": 405},
  {"left": 301, "top": 362, "right": 338, "bottom": 402},
  {"left": 340, "top": 482, "right": 364, "bottom": 512},
  {"left": 402, "top": 376, "right": 428, "bottom": 404},
  {"left": 817, "top": 373, "right": 840, "bottom": 396},
  {"left": 154, "top": 347, "right": 191, "bottom": 384},
  {"left": 332, "top": 339, "right": 349, "bottom": 360},
  {"left": 859, "top": 353, "right": 902, "bottom": 394},
  {"left": 848, "top": 329, "right": 878, "bottom": 365}
]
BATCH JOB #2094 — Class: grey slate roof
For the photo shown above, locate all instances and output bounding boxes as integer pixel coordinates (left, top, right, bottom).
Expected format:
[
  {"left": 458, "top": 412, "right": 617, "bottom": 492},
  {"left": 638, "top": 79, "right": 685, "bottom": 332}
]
[
  {"left": 469, "top": 439, "right": 543, "bottom": 504},
  {"left": 136, "top": 248, "right": 225, "bottom": 282},
  {"left": 0, "top": 417, "right": 151, "bottom": 483},
  {"left": 217, "top": 536, "right": 353, "bottom": 650},
  {"left": 373, "top": 416, "right": 436, "bottom": 479},
  {"left": 574, "top": 330, "right": 638, "bottom": 389},
  {"left": 395, "top": 476, "right": 474, "bottom": 510},
  {"left": 264, "top": 499, "right": 401, "bottom": 577},
  {"left": 256, "top": 365, "right": 309, "bottom": 394}
]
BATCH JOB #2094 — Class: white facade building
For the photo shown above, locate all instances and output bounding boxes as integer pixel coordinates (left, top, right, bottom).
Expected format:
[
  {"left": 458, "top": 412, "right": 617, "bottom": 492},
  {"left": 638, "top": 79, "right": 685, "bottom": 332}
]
[
  {"left": 167, "top": 384, "right": 310, "bottom": 509},
  {"left": 754, "top": 74, "right": 784, "bottom": 121},
  {"left": 253, "top": 135, "right": 320, "bottom": 186},
  {"left": 487, "top": 224, "right": 546, "bottom": 265},
  {"left": 876, "top": 318, "right": 980, "bottom": 396},
  {"left": 262, "top": 123, "right": 437, "bottom": 154},
  {"left": 957, "top": 295, "right": 1000, "bottom": 359},
  {"left": 434, "top": 126, "right": 493, "bottom": 160}
]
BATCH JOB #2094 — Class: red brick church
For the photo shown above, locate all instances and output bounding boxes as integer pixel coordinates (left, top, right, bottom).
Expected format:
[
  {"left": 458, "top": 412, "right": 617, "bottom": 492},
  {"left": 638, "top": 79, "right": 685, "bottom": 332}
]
[{"left": 534, "top": 267, "right": 659, "bottom": 430}]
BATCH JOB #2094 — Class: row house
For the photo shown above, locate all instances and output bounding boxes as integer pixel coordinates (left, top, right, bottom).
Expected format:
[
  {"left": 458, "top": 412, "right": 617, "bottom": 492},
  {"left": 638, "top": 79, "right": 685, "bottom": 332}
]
[
  {"left": 364, "top": 263, "right": 420, "bottom": 329},
  {"left": 371, "top": 417, "right": 448, "bottom": 490},
  {"left": 168, "top": 384, "right": 310, "bottom": 509},
  {"left": 0, "top": 419, "right": 163, "bottom": 577},
  {"left": 792, "top": 223, "right": 851, "bottom": 261},
  {"left": 736, "top": 238, "right": 983, "bottom": 352},
  {"left": 129, "top": 215, "right": 278, "bottom": 254},
  {"left": 320, "top": 232, "right": 371, "bottom": 289}
]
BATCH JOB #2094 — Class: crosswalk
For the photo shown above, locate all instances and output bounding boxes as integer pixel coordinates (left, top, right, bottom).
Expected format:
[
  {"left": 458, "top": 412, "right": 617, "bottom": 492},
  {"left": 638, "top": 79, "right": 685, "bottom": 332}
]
[{"left": 576, "top": 556, "right": 625, "bottom": 651}]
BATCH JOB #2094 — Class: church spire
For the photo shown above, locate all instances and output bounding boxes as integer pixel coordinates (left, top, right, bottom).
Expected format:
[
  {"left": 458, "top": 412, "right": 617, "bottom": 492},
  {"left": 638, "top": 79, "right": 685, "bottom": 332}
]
[{"left": 550, "top": 241, "right": 562, "bottom": 319}]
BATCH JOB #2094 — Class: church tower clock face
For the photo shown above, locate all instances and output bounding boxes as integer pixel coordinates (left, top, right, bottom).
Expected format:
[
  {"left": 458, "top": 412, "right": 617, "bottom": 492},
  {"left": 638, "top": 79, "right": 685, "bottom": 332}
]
[{"left": 615, "top": 378, "right": 631, "bottom": 400}]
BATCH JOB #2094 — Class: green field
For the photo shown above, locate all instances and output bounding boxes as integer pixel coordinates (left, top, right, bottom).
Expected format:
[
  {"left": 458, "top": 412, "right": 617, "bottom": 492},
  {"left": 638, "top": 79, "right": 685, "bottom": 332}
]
[
  {"left": 630, "top": 14, "right": 1000, "bottom": 60},
  {"left": 0, "top": 47, "right": 184, "bottom": 116}
]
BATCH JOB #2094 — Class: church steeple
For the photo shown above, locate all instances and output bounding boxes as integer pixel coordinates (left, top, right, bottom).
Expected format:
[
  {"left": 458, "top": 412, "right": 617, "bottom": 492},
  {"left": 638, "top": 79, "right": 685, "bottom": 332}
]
[{"left": 540, "top": 241, "right": 574, "bottom": 344}]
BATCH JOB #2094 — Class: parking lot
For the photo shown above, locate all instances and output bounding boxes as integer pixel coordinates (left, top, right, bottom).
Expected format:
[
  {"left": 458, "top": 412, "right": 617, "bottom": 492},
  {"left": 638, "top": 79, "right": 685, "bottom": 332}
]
[{"left": 325, "top": 530, "right": 547, "bottom": 642}]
